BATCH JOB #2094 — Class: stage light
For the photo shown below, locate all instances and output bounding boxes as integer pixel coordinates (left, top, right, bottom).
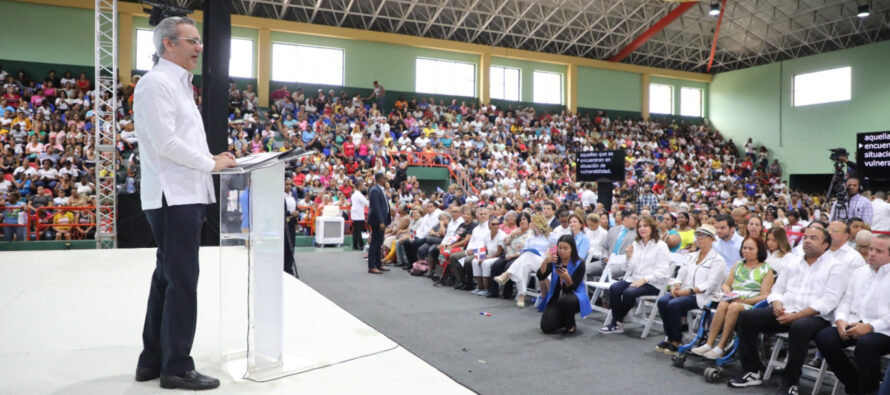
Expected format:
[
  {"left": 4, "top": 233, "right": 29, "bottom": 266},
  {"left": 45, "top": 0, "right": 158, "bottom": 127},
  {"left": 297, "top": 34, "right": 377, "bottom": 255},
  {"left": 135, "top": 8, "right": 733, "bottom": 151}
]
[
  {"left": 857, "top": 4, "right": 870, "bottom": 18},
  {"left": 709, "top": 3, "right": 721, "bottom": 17}
]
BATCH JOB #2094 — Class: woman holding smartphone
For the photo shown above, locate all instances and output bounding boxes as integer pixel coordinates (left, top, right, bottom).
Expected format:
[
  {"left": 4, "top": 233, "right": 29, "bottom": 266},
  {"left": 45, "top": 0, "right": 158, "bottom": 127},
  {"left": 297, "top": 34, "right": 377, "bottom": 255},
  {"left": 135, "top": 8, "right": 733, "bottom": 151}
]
[{"left": 536, "top": 235, "right": 592, "bottom": 334}]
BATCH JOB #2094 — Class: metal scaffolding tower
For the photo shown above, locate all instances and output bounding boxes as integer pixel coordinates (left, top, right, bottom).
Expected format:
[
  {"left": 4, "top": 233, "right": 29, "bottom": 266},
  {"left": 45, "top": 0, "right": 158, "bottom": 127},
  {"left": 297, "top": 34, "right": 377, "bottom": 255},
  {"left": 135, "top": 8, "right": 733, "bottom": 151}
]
[{"left": 94, "top": 0, "right": 118, "bottom": 248}]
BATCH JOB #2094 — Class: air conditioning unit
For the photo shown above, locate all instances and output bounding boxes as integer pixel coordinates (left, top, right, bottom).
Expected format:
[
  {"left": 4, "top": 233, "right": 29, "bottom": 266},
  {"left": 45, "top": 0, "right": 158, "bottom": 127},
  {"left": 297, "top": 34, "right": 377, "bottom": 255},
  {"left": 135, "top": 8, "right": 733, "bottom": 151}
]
[{"left": 315, "top": 216, "right": 344, "bottom": 247}]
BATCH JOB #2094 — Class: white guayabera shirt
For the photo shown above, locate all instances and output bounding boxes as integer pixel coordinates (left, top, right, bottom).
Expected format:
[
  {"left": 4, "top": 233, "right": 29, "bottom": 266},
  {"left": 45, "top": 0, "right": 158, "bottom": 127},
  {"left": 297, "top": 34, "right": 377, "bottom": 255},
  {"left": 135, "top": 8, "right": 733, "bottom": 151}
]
[{"left": 134, "top": 57, "right": 215, "bottom": 210}]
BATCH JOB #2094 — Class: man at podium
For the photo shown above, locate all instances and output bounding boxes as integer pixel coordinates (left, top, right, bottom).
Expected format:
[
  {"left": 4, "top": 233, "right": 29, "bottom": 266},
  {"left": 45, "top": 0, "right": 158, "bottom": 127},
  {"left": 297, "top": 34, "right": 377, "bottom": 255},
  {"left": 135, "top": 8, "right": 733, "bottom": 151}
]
[{"left": 133, "top": 16, "right": 236, "bottom": 390}]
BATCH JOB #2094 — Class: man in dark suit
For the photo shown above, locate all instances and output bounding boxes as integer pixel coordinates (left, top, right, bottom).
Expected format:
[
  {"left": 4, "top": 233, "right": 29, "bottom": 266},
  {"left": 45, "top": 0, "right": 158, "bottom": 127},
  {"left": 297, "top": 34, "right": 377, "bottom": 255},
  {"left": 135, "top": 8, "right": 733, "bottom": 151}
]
[
  {"left": 543, "top": 201, "right": 559, "bottom": 229},
  {"left": 367, "top": 172, "right": 391, "bottom": 274}
]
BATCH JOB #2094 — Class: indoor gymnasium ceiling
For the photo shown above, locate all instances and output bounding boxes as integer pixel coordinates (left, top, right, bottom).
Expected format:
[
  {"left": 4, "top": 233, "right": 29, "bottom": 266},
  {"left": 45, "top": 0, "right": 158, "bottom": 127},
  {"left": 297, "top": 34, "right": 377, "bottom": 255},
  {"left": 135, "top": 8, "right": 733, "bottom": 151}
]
[{"left": 140, "top": 0, "right": 890, "bottom": 73}]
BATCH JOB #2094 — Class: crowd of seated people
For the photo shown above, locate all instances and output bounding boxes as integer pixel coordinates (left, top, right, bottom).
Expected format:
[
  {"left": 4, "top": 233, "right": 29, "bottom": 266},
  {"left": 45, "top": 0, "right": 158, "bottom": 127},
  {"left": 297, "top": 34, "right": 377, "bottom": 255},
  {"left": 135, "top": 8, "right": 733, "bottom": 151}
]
[
  {"left": 3, "top": 60, "right": 890, "bottom": 392},
  {"left": 1, "top": 68, "right": 108, "bottom": 241}
]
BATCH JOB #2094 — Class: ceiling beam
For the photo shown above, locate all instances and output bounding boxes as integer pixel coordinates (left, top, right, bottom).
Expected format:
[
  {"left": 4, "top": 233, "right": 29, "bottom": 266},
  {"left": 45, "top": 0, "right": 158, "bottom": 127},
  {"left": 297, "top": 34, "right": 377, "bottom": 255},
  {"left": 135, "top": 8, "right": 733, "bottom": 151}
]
[
  {"left": 707, "top": 0, "right": 727, "bottom": 72},
  {"left": 608, "top": 2, "right": 696, "bottom": 62}
]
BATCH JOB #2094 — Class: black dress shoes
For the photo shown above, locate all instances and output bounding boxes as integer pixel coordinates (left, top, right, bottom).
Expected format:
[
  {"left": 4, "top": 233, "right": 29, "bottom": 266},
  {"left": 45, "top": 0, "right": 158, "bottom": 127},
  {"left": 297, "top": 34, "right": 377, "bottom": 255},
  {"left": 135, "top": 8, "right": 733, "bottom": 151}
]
[
  {"left": 135, "top": 367, "right": 160, "bottom": 382},
  {"left": 160, "top": 370, "right": 220, "bottom": 390}
]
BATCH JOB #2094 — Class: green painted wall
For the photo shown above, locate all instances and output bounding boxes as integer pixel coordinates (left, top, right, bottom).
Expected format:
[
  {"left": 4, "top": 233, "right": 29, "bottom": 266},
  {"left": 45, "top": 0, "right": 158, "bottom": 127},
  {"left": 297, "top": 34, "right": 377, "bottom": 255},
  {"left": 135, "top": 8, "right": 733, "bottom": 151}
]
[
  {"left": 0, "top": 1, "right": 96, "bottom": 66},
  {"left": 490, "top": 57, "right": 566, "bottom": 104},
  {"left": 577, "top": 66, "right": 642, "bottom": 112},
  {"left": 650, "top": 76, "right": 709, "bottom": 118},
  {"left": 271, "top": 31, "right": 480, "bottom": 93},
  {"left": 710, "top": 40, "right": 890, "bottom": 177}
]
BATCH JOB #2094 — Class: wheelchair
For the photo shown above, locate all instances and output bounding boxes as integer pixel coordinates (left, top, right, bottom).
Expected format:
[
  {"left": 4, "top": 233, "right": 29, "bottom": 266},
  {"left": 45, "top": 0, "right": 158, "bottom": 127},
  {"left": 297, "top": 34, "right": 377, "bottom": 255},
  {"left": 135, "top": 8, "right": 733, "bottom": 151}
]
[{"left": 670, "top": 299, "right": 771, "bottom": 383}]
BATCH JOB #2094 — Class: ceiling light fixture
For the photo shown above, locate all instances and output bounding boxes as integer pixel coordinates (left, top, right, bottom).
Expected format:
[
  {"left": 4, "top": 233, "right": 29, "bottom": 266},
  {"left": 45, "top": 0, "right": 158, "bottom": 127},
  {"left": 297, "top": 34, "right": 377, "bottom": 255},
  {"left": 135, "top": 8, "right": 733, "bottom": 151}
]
[
  {"left": 857, "top": 4, "right": 870, "bottom": 18},
  {"left": 709, "top": 3, "right": 721, "bottom": 17}
]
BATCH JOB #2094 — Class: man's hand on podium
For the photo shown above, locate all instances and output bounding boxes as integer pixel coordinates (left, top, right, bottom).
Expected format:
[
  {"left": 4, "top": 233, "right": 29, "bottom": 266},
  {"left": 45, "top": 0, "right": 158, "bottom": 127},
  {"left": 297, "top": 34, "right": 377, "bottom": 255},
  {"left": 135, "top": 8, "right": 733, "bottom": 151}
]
[{"left": 213, "top": 152, "right": 237, "bottom": 171}]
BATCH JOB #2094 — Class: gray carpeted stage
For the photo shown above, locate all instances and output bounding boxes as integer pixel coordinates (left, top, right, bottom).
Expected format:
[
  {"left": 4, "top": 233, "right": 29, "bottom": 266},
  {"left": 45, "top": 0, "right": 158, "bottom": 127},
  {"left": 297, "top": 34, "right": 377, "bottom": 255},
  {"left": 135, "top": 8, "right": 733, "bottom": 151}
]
[{"left": 297, "top": 250, "right": 804, "bottom": 395}]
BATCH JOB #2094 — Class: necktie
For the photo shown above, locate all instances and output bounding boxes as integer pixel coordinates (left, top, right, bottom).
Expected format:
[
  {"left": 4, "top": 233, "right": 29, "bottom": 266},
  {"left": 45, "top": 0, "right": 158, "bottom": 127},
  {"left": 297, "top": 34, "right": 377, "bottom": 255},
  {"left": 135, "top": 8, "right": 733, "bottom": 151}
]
[{"left": 613, "top": 227, "right": 628, "bottom": 256}]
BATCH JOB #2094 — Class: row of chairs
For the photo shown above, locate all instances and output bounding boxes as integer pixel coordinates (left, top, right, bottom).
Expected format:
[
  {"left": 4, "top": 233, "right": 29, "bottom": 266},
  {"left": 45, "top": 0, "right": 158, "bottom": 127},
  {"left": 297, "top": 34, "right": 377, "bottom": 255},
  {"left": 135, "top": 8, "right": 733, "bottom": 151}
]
[{"left": 579, "top": 251, "right": 888, "bottom": 394}]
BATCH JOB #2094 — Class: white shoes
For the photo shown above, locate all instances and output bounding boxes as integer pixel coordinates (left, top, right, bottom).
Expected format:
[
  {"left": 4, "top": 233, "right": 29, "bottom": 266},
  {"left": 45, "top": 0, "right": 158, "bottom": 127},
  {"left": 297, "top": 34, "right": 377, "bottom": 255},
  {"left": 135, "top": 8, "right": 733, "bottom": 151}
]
[
  {"left": 691, "top": 344, "right": 713, "bottom": 356},
  {"left": 516, "top": 296, "right": 526, "bottom": 308},
  {"left": 493, "top": 274, "right": 509, "bottom": 285},
  {"left": 702, "top": 347, "right": 725, "bottom": 360}
]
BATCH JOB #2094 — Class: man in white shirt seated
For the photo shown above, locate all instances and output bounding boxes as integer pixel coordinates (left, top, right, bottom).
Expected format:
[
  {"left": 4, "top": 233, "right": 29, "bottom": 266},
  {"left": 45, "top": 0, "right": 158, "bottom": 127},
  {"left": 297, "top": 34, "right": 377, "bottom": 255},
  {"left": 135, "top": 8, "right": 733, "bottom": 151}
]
[
  {"left": 827, "top": 220, "right": 867, "bottom": 270},
  {"left": 450, "top": 206, "right": 490, "bottom": 291},
  {"left": 729, "top": 228, "right": 849, "bottom": 394},
  {"left": 406, "top": 201, "right": 441, "bottom": 264},
  {"left": 469, "top": 217, "right": 507, "bottom": 297},
  {"left": 815, "top": 234, "right": 890, "bottom": 395}
]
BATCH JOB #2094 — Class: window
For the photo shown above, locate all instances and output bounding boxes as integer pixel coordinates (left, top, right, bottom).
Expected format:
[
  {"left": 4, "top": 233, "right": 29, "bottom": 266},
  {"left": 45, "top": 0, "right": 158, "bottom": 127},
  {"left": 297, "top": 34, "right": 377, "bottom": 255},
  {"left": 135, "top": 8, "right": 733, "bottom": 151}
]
[
  {"left": 533, "top": 71, "right": 562, "bottom": 104},
  {"left": 136, "top": 30, "right": 256, "bottom": 78},
  {"left": 649, "top": 83, "right": 673, "bottom": 115},
  {"left": 415, "top": 58, "right": 476, "bottom": 97},
  {"left": 229, "top": 38, "right": 254, "bottom": 78},
  {"left": 793, "top": 66, "right": 851, "bottom": 107},
  {"left": 490, "top": 66, "right": 520, "bottom": 101},
  {"left": 135, "top": 29, "right": 155, "bottom": 71},
  {"left": 272, "top": 43, "right": 343, "bottom": 86},
  {"left": 680, "top": 87, "right": 702, "bottom": 117}
]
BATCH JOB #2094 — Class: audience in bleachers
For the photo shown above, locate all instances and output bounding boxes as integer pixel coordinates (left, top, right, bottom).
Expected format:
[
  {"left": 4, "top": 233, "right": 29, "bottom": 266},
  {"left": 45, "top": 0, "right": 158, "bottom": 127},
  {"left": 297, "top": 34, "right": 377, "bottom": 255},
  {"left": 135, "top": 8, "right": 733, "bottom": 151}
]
[{"left": 2, "top": 64, "right": 889, "bottom": 393}]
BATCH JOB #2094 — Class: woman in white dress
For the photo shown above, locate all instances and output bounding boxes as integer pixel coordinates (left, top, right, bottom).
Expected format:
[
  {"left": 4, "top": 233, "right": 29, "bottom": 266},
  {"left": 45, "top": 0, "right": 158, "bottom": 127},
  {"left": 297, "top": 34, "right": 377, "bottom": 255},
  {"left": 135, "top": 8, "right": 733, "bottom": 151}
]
[
  {"left": 493, "top": 214, "right": 552, "bottom": 308},
  {"left": 765, "top": 226, "right": 795, "bottom": 275}
]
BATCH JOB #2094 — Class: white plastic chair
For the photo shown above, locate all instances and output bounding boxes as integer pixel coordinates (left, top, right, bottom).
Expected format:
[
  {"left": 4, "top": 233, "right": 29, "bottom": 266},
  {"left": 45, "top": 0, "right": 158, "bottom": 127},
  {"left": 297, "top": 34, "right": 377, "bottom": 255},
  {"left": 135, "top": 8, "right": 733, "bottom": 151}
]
[
  {"left": 586, "top": 254, "right": 625, "bottom": 318},
  {"left": 625, "top": 252, "right": 688, "bottom": 338}
]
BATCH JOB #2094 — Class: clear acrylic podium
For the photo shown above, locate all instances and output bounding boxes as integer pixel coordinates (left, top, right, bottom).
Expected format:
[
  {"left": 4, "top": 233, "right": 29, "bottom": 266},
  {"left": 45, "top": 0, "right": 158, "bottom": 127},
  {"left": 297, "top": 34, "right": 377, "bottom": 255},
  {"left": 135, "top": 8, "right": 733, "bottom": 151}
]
[{"left": 215, "top": 151, "right": 301, "bottom": 380}]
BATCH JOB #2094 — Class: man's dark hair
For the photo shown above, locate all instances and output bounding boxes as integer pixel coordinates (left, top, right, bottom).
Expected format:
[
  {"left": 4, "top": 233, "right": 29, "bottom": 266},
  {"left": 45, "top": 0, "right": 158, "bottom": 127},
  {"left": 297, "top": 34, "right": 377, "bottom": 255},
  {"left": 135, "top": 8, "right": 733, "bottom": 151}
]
[
  {"left": 787, "top": 209, "right": 800, "bottom": 219},
  {"left": 544, "top": 201, "right": 557, "bottom": 211},
  {"left": 621, "top": 209, "right": 635, "bottom": 218},
  {"left": 847, "top": 217, "right": 864, "bottom": 224},
  {"left": 714, "top": 214, "right": 735, "bottom": 229},
  {"left": 557, "top": 208, "right": 570, "bottom": 218},
  {"left": 812, "top": 227, "right": 832, "bottom": 247},
  {"left": 374, "top": 172, "right": 386, "bottom": 182}
]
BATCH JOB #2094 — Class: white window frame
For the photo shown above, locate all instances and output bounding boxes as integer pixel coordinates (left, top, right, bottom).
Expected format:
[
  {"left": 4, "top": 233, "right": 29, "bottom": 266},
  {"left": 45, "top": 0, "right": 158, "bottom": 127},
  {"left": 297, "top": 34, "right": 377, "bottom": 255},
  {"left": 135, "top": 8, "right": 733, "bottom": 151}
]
[
  {"left": 490, "top": 65, "right": 521, "bottom": 102},
  {"left": 792, "top": 66, "right": 851, "bottom": 107},
  {"left": 415, "top": 57, "right": 476, "bottom": 97},
  {"left": 272, "top": 43, "right": 344, "bottom": 86},
  {"left": 532, "top": 71, "right": 563, "bottom": 105},
  {"left": 649, "top": 83, "right": 674, "bottom": 115},
  {"left": 680, "top": 87, "right": 703, "bottom": 117}
]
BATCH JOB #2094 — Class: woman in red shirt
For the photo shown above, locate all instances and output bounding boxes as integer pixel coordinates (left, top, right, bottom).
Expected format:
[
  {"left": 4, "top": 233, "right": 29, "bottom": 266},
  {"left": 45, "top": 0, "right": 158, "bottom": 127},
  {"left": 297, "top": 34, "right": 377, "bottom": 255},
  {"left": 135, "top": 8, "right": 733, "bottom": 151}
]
[{"left": 75, "top": 73, "right": 91, "bottom": 93}]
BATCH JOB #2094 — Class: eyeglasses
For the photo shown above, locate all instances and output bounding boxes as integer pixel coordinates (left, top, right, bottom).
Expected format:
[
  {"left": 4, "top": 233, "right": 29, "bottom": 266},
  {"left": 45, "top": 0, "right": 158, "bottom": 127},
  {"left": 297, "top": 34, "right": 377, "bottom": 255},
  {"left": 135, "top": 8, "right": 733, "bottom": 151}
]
[{"left": 173, "top": 37, "right": 203, "bottom": 46}]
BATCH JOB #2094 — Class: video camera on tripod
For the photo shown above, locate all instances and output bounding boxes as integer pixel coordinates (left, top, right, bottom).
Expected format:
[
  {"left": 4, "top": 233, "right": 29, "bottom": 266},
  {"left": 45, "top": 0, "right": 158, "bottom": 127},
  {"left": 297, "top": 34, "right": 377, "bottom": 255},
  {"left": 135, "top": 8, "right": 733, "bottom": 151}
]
[{"left": 827, "top": 148, "right": 850, "bottom": 220}]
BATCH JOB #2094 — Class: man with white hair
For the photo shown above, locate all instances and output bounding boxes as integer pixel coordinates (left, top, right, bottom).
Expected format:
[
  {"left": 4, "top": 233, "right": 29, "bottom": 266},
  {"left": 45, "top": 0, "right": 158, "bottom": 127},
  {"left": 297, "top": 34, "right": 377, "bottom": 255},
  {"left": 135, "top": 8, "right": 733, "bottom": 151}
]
[{"left": 133, "top": 16, "right": 235, "bottom": 390}]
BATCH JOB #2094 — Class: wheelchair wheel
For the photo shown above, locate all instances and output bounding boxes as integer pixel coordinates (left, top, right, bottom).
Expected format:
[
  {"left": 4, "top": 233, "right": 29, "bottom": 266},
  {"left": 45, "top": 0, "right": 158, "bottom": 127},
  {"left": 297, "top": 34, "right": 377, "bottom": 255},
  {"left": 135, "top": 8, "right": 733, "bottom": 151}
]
[
  {"left": 704, "top": 367, "right": 723, "bottom": 383},
  {"left": 671, "top": 354, "right": 686, "bottom": 368}
]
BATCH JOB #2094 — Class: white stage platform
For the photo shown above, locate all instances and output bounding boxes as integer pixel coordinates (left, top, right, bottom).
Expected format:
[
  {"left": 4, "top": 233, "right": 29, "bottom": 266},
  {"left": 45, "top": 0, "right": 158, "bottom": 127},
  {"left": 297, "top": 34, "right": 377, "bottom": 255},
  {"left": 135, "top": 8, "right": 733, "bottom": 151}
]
[{"left": 0, "top": 247, "right": 471, "bottom": 394}]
